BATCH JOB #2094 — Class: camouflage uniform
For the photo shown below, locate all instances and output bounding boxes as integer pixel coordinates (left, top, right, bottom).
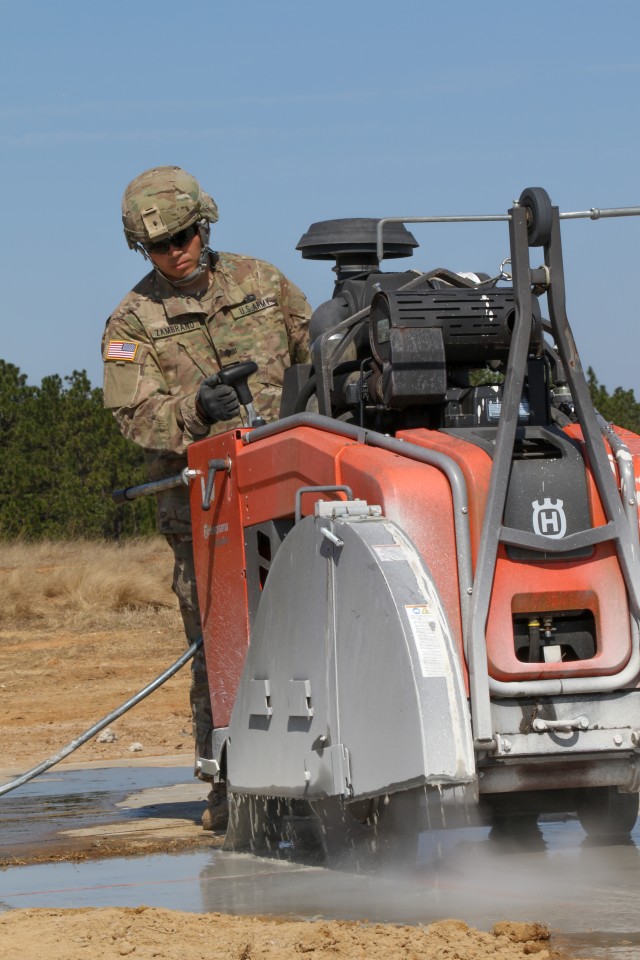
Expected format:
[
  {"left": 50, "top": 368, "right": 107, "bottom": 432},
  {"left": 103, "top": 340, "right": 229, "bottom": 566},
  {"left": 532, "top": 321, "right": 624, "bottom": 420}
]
[{"left": 103, "top": 249, "right": 310, "bottom": 775}]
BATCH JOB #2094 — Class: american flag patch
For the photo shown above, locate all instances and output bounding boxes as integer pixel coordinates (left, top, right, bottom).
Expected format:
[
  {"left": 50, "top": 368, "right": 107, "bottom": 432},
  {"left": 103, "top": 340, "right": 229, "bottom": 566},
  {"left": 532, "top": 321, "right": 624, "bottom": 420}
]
[{"left": 106, "top": 340, "right": 138, "bottom": 361}]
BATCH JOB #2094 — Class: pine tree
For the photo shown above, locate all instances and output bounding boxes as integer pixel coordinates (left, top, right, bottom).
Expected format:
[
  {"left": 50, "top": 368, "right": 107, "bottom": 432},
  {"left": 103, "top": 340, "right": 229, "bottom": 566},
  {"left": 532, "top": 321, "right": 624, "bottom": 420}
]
[
  {"left": 588, "top": 368, "right": 640, "bottom": 435},
  {"left": 0, "top": 363, "right": 156, "bottom": 540}
]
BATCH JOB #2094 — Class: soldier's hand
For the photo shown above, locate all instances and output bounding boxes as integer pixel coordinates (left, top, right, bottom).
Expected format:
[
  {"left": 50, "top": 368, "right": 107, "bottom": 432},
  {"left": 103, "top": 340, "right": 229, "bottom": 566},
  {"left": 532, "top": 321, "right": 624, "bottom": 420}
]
[{"left": 196, "top": 374, "right": 241, "bottom": 423}]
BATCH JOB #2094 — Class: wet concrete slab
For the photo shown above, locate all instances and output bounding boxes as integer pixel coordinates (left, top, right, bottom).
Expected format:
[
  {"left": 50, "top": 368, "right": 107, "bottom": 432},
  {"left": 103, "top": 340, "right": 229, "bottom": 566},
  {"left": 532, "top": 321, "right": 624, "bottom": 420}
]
[
  {"left": 1, "top": 766, "right": 640, "bottom": 960},
  {"left": 2, "top": 836, "right": 640, "bottom": 958},
  {"left": 0, "top": 762, "right": 208, "bottom": 862}
]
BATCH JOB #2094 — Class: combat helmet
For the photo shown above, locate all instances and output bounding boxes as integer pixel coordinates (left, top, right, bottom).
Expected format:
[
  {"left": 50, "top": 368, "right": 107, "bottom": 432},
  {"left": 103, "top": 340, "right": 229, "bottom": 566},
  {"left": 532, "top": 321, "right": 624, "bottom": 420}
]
[{"left": 122, "top": 165, "right": 219, "bottom": 250}]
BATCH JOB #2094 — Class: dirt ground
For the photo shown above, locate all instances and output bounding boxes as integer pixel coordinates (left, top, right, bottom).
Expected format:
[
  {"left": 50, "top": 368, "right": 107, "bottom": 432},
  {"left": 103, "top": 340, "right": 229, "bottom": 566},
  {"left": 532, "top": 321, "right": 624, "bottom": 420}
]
[
  {"left": 0, "top": 555, "right": 591, "bottom": 959},
  {"left": 0, "top": 911, "right": 564, "bottom": 960},
  {"left": 0, "top": 621, "right": 195, "bottom": 774}
]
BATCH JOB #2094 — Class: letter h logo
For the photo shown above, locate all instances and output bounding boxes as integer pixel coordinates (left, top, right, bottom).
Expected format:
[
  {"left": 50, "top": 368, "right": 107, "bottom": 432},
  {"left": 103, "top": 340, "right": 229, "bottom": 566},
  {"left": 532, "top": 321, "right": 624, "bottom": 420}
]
[{"left": 532, "top": 498, "right": 567, "bottom": 539}]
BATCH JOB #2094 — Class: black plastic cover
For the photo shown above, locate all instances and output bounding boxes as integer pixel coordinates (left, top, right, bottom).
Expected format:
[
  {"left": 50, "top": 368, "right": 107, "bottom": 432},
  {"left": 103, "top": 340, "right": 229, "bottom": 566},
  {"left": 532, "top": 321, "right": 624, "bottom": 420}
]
[
  {"left": 296, "top": 218, "right": 418, "bottom": 261},
  {"left": 370, "top": 288, "right": 543, "bottom": 366}
]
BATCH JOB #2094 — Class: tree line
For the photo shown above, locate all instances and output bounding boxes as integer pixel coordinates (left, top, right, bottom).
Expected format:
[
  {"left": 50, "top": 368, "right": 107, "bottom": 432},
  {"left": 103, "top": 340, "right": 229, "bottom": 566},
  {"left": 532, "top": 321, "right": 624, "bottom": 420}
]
[
  {"left": 0, "top": 358, "right": 638, "bottom": 541},
  {"left": 0, "top": 360, "right": 156, "bottom": 539}
]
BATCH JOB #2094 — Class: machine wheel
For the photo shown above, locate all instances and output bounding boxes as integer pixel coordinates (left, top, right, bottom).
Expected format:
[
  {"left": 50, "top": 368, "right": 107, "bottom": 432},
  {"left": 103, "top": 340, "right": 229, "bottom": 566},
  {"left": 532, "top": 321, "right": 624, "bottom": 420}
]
[
  {"left": 576, "top": 787, "right": 639, "bottom": 838},
  {"left": 488, "top": 814, "right": 545, "bottom": 850},
  {"left": 519, "top": 187, "right": 553, "bottom": 247}
]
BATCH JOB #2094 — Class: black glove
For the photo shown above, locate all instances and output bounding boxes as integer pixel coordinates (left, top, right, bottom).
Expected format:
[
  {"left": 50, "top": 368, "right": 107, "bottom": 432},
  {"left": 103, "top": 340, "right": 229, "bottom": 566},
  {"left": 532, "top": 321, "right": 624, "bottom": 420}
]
[{"left": 196, "top": 374, "right": 241, "bottom": 424}]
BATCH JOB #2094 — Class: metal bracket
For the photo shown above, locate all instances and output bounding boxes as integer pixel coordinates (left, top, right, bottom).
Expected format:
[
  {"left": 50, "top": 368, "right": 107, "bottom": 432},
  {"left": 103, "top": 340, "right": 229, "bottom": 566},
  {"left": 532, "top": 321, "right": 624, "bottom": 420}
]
[
  {"left": 196, "top": 758, "right": 220, "bottom": 778},
  {"left": 288, "top": 679, "right": 314, "bottom": 718},
  {"left": 140, "top": 204, "right": 165, "bottom": 239},
  {"left": 473, "top": 734, "right": 511, "bottom": 755},
  {"left": 532, "top": 715, "right": 590, "bottom": 733},
  {"left": 530, "top": 264, "right": 551, "bottom": 290},
  {"left": 303, "top": 743, "right": 352, "bottom": 796},
  {"left": 294, "top": 484, "right": 353, "bottom": 523},
  {"left": 493, "top": 734, "right": 512, "bottom": 755},
  {"left": 201, "top": 456, "right": 232, "bottom": 511},
  {"left": 247, "top": 678, "right": 272, "bottom": 717},
  {"left": 315, "top": 499, "right": 381, "bottom": 519}
]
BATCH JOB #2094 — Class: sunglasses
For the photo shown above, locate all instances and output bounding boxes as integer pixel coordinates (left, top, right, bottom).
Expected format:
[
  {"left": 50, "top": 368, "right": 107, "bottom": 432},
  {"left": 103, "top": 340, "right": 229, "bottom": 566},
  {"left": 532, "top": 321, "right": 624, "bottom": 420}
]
[{"left": 145, "top": 224, "right": 198, "bottom": 255}]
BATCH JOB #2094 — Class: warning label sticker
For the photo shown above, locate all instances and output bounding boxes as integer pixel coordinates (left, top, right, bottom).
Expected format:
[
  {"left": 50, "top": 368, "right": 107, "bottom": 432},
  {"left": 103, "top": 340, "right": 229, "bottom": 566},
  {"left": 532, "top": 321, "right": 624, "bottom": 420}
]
[
  {"left": 405, "top": 604, "right": 447, "bottom": 677},
  {"left": 372, "top": 544, "right": 405, "bottom": 562}
]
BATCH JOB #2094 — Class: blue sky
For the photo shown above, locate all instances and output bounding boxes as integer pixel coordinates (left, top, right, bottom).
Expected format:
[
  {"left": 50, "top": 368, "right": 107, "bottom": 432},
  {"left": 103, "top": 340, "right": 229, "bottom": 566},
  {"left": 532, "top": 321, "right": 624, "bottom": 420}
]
[{"left": 2, "top": 0, "right": 639, "bottom": 394}]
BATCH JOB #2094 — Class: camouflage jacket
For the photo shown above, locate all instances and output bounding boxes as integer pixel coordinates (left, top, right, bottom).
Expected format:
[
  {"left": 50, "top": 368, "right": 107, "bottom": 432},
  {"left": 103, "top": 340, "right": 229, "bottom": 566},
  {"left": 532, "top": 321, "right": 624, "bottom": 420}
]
[{"left": 103, "top": 251, "right": 310, "bottom": 528}]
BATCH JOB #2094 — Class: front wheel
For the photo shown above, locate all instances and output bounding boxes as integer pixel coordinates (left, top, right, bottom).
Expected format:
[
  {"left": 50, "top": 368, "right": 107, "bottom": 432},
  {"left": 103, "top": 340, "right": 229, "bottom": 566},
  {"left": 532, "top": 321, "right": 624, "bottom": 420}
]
[
  {"left": 576, "top": 787, "right": 639, "bottom": 839},
  {"left": 488, "top": 813, "right": 545, "bottom": 851}
]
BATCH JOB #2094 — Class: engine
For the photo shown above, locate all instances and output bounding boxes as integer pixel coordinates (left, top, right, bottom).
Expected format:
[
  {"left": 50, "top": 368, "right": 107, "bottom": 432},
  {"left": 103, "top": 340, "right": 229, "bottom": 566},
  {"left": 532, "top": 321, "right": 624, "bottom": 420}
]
[{"left": 294, "top": 217, "right": 565, "bottom": 434}]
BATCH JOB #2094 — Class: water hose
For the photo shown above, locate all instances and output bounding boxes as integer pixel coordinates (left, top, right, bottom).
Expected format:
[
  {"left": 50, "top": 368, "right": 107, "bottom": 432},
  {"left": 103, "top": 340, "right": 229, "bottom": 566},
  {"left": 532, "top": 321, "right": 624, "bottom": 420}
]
[{"left": 0, "top": 637, "right": 202, "bottom": 798}]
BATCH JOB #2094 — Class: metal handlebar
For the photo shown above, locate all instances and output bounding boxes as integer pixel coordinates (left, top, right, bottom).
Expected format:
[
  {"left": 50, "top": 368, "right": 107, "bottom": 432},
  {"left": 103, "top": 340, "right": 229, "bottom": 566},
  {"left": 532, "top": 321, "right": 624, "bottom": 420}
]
[
  {"left": 376, "top": 204, "right": 640, "bottom": 261},
  {"left": 111, "top": 467, "right": 196, "bottom": 504}
]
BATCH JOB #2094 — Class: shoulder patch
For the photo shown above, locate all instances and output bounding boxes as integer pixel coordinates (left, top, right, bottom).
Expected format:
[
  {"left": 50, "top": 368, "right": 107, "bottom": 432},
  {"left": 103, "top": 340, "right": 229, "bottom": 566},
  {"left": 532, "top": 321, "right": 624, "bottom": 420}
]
[{"left": 105, "top": 340, "right": 139, "bottom": 362}]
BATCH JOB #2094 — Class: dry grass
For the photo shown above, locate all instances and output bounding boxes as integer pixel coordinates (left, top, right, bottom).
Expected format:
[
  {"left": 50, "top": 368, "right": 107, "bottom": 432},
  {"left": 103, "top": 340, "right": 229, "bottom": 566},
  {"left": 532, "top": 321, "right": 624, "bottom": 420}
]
[{"left": 0, "top": 537, "right": 180, "bottom": 631}]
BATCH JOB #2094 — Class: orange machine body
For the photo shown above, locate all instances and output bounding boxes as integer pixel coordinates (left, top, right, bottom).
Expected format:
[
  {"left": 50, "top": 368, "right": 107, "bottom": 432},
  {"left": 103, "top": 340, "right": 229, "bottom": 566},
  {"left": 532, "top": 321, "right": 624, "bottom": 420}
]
[{"left": 188, "top": 420, "right": 640, "bottom": 728}]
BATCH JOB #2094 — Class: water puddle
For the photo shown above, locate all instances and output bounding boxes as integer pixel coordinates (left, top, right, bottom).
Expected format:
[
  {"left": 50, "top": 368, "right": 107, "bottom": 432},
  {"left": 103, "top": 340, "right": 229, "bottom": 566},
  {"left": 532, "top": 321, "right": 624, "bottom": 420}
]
[
  {"left": 1, "top": 767, "right": 639, "bottom": 959},
  {"left": 0, "top": 766, "right": 204, "bottom": 858}
]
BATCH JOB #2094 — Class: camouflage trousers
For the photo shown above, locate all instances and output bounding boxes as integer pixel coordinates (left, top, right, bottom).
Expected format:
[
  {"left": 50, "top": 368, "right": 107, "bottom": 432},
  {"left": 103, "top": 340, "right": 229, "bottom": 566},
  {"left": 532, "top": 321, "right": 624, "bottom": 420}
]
[{"left": 164, "top": 531, "right": 214, "bottom": 782}]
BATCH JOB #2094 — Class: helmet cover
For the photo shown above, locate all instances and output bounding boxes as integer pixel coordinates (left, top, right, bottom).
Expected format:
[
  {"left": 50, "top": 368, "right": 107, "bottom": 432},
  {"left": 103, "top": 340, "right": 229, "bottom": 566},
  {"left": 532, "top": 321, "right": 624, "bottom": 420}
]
[{"left": 122, "top": 165, "right": 218, "bottom": 248}]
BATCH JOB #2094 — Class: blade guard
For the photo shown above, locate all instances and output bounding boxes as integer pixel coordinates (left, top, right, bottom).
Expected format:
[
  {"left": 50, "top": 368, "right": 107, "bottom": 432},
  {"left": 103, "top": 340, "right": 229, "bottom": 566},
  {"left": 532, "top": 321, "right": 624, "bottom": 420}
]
[{"left": 226, "top": 508, "right": 477, "bottom": 804}]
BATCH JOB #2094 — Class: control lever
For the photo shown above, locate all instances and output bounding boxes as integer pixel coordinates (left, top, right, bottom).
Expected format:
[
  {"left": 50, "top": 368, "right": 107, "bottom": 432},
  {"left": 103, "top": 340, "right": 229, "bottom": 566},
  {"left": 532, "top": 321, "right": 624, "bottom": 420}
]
[{"left": 217, "top": 361, "right": 266, "bottom": 428}]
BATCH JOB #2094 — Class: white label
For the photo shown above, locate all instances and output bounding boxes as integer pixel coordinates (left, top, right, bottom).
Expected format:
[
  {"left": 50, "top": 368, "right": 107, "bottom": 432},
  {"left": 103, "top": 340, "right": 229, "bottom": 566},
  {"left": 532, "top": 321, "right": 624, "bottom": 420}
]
[
  {"left": 372, "top": 543, "right": 405, "bottom": 562},
  {"left": 405, "top": 604, "right": 447, "bottom": 677}
]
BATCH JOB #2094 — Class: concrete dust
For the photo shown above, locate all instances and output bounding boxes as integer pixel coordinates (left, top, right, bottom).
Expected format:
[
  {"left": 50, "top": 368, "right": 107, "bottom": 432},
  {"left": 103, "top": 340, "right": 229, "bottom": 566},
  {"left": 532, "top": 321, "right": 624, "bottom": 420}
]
[{"left": 0, "top": 908, "right": 568, "bottom": 960}]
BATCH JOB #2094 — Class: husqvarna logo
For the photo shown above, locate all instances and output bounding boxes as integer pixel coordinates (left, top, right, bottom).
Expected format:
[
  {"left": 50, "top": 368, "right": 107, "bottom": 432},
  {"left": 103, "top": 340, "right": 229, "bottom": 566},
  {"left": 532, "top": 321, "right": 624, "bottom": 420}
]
[{"left": 532, "top": 498, "right": 567, "bottom": 538}]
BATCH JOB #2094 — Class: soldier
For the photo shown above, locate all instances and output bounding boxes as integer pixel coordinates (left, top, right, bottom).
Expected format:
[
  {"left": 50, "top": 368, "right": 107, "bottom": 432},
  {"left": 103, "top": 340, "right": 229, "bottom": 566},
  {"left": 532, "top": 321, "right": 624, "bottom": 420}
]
[{"left": 102, "top": 165, "right": 311, "bottom": 830}]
